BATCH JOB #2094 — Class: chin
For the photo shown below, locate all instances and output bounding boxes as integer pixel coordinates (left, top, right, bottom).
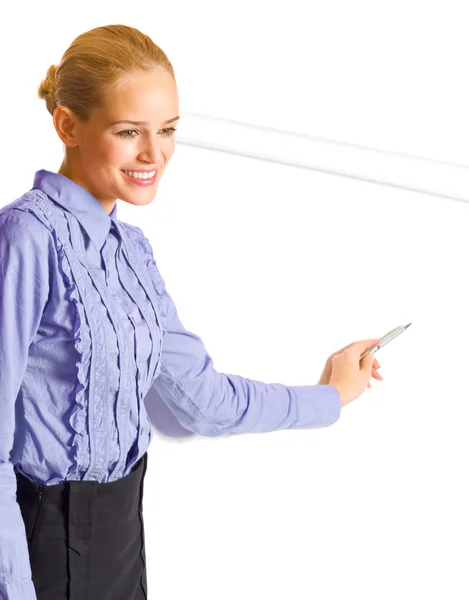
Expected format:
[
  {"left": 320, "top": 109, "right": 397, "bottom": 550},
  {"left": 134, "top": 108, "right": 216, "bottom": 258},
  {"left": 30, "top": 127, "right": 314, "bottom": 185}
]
[{"left": 122, "top": 190, "right": 157, "bottom": 206}]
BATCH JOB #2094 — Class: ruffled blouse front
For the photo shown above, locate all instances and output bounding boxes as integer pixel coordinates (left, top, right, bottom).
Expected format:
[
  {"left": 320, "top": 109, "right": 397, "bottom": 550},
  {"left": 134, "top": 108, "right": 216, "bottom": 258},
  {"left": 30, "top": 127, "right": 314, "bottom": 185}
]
[{"left": 5, "top": 170, "right": 167, "bottom": 484}]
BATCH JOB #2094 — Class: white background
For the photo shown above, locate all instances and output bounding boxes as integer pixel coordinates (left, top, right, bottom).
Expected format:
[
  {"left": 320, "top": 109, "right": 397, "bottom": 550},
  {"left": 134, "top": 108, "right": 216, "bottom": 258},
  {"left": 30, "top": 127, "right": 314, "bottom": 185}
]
[{"left": 2, "top": 2, "right": 469, "bottom": 598}]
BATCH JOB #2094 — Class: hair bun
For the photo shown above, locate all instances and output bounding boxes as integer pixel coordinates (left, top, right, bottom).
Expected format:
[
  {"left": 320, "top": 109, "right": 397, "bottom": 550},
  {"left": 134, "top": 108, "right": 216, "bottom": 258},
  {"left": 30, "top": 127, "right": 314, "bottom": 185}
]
[{"left": 38, "top": 64, "right": 59, "bottom": 115}]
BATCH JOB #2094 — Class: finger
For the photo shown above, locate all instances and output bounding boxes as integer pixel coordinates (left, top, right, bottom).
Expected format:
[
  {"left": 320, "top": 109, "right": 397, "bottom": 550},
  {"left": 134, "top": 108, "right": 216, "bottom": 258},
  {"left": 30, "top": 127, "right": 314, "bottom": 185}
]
[
  {"left": 373, "top": 358, "right": 381, "bottom": 370},
  {"left": 360, "top": 352, "right": 375, "bottom": 372},
  {"left": 360, "top": 338, "right": 381, "bottom": 348},
  {"left": 372, "top": 368, "right": 384, "bottom": 380},
  {"left": 367, "top": 382, "right": 371, "bottom": 388},
  {"left": 349, "top": 339, "right": 381, "bottom": 357}
]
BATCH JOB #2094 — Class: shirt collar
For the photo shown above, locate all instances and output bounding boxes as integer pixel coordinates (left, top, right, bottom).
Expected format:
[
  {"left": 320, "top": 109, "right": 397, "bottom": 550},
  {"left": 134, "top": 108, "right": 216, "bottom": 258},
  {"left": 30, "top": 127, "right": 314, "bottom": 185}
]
[{"left": 32, "top": 170, "right": 118, "bottom": 251}]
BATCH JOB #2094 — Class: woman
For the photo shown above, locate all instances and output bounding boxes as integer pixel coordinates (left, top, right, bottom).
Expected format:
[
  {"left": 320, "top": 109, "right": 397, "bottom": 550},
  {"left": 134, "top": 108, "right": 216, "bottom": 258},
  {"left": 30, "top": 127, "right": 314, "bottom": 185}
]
[{"left": 0, "top": 24, "right": 382, "bottom": 600}]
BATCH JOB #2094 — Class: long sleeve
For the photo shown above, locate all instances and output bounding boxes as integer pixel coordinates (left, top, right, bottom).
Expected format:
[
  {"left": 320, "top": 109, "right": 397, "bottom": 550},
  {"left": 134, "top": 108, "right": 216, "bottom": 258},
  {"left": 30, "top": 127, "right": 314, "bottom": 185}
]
[
  {"left": 0, "top": 209, "right": 51, "bottom": 600},
  {"left": 150, "top": 268, "right": 341, "bottom": 438}
]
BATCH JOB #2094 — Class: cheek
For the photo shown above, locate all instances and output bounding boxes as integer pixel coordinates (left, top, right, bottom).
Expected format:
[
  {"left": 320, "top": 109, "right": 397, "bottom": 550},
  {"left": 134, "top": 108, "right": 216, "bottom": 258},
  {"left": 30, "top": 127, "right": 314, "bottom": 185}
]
[
  {"left": 109, "top": 140, "right": 135, "bottom": 165},
  {"left": 88, "top": 137, "right": 134, "bottom": 167},
  {"left": 164, "top": 140, "right": 176, "bottom": 161}
]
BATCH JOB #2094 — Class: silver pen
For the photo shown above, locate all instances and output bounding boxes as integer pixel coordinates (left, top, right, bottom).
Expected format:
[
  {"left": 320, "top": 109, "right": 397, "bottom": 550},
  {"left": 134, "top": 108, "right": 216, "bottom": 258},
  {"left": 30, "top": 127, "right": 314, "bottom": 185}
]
[{"left": 360, "top": 322, "right": 412, "bottom": 360}]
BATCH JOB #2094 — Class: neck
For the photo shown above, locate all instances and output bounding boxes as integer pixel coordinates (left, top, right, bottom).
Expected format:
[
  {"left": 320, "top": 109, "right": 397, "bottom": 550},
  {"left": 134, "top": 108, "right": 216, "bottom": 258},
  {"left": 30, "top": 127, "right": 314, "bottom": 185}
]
[{"left": 58, "top": 156, "right": 116, "bottom": 216}]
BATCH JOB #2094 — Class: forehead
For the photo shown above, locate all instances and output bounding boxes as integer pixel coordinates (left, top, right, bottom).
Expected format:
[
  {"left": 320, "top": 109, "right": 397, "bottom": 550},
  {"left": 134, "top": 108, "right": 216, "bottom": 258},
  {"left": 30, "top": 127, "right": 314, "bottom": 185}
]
[{"left": 98, "top": 69, "right": 179, "bottom": 122}]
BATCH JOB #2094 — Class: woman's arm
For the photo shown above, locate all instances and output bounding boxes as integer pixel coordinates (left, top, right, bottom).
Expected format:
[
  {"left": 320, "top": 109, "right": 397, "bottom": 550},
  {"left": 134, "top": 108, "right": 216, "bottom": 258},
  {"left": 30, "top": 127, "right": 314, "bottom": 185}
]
[
  {"left": 153, "top": 291, "right": 341, "bottom": 437},
  {"left": 0, "top": 208, "right": 51, "bottom": 600},
  {"left": 145, "top": 252, "right": 341, "bottom": 437}
]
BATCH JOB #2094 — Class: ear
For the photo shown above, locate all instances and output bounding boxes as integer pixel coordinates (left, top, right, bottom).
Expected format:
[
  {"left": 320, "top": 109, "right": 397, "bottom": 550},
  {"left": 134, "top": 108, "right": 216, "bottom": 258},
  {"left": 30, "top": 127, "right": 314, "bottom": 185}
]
[{"left": 53, "top": 106, "right": 80, "bottom": 147}]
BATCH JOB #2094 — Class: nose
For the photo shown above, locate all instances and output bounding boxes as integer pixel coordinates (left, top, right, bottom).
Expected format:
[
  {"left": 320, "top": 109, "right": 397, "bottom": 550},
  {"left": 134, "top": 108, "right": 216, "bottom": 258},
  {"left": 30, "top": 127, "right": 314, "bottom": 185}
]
[{"left": 137, "top": 135, "right": 163, "bottom": 166}]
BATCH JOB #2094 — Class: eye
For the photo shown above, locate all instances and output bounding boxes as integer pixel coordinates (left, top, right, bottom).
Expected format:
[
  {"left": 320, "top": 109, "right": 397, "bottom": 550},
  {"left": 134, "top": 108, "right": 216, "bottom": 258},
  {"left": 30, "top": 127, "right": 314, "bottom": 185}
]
[
  {"left": 117, "top": 129, "right": 140, "bottom": 138},
  {"left": 159, "top": 127, "right": 177, "bottom": 137}
]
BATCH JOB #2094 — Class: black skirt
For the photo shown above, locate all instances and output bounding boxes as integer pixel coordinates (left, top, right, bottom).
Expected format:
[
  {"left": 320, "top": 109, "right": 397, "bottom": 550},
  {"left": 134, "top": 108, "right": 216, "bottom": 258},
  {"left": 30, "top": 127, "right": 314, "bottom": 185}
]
[{"left": 15, "top": 453, "right": 148, "bottom": 600}]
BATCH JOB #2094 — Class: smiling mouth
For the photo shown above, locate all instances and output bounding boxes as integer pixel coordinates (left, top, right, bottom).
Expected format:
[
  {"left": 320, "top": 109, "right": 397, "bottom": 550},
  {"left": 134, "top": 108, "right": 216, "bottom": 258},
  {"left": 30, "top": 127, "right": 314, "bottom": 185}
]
[
  {"left": 121, "top": 169, "right": 158, "bottom": 187},
  {"left": 121, "top": 169, "right": 157, "bottom": 180}
]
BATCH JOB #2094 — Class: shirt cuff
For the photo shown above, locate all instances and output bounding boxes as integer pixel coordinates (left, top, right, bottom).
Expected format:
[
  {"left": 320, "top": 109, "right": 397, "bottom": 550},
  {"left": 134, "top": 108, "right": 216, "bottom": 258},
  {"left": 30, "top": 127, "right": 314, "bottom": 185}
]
[
  {"left": 289, "top": 384, "right": 341, "bottom": 429},
  {"left": 0, "top": 578, "right": 37, "bottom": 600}
]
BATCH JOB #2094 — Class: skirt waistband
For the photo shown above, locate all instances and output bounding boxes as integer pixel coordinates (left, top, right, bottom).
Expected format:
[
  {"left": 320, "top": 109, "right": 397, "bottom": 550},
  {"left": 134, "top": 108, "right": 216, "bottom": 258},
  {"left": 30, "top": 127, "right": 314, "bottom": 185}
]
[{"left": 16, "top": 453, "right": 148, "bottom": 535}]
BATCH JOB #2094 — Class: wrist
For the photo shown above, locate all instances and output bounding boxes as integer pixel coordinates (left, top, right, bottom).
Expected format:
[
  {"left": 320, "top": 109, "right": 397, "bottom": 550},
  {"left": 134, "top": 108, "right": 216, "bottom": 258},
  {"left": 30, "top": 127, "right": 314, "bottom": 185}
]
[{"left": 329, "top": 381, "right": 346, "bottom": 407}]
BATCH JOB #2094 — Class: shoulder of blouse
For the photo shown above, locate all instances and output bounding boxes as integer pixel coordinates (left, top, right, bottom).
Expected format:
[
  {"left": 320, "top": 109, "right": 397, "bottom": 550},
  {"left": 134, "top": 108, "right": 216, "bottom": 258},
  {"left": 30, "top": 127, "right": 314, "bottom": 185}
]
[
  {"left": 117, "top": 219, "right": 168, "bottom": 309},
  {"left": 118, "top": 220, "right": 146, "bottom": 241},
  {"left": 0, "top": 196, "right": 54, "bottom": 251},
  {"left": 117, "top": 220, "right": 154, "bottom": 258}
]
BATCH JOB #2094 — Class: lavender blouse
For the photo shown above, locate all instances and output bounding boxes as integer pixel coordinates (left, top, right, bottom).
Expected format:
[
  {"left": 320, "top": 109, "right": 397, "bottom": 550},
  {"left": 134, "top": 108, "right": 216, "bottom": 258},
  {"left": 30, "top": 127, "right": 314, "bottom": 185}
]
[{"left": 0, "top": 170, "right": 340, "bottom": 599}]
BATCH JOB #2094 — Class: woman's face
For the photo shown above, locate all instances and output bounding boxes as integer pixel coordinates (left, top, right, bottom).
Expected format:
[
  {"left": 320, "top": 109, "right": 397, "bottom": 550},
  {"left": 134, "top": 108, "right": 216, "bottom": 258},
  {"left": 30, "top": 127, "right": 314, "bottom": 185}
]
[{"left": 62, "top": 68, "right": 179, "bottom": 213}]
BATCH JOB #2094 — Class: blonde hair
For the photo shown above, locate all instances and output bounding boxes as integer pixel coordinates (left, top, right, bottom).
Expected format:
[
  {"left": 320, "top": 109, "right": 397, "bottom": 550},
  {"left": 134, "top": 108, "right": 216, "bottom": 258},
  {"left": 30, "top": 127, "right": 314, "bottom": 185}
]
[{"left": 38, "top": 24, "right": 175, "bottom": 120}]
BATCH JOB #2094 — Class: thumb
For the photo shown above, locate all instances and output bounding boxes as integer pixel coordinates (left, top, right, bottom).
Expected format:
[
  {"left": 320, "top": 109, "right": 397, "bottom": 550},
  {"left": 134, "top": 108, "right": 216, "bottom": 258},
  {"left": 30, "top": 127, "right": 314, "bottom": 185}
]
[{"left": 349, "top": 339, "right": 380, "bottom": 359}]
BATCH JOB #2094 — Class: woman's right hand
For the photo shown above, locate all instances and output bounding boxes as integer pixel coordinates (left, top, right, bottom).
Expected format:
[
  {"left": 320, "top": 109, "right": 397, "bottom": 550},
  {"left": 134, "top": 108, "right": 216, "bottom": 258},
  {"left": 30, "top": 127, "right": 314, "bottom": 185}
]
[{"left": 327, "top": 339, "right": 382, "bottom": 407}]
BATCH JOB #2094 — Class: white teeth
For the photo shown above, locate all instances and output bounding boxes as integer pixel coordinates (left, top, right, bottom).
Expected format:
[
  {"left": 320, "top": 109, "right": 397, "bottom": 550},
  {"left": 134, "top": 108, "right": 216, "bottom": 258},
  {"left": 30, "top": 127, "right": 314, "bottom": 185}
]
[{"left": 123, "top": 170, "right": 156, "bottom": 180}]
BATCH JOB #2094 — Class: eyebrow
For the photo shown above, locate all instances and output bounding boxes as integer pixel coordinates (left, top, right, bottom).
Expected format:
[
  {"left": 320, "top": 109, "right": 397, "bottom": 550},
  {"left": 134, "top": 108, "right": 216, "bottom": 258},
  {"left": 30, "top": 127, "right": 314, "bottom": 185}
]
[{"left": 108, "top": 116, "right": 180, "bottom": 127}]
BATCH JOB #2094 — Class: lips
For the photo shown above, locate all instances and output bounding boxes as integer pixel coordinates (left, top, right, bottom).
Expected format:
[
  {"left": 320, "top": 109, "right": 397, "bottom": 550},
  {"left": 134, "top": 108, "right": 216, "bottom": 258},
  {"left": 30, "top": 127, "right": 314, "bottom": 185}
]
[{"left": 121, "top": 169, "right": 158, "bottom": 186}]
